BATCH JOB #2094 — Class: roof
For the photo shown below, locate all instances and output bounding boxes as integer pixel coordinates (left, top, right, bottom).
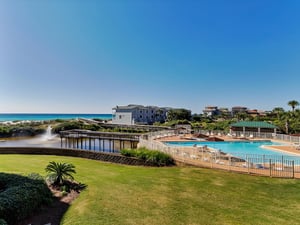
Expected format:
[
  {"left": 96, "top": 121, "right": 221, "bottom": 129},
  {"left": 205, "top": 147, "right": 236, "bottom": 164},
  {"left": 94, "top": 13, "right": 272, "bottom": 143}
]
[
  {"left": 232, "top": 106, "right": 248, "bottom": 110},
  {"left": 112, "top": 105, "right": 171, "bottom": 110},
  {"left": 230, "top": 121, "right": 277, "bottom": 129}
]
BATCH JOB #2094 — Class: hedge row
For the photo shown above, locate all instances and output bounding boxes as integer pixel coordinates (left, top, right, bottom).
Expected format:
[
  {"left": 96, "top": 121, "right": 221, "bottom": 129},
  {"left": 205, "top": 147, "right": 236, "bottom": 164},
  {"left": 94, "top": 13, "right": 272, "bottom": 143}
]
[
  {"left": 0, "top": 173, "right": 52, "bottom": 224},
  {"left": 120, "top": 147, "right": 174, "bottom": 166}
]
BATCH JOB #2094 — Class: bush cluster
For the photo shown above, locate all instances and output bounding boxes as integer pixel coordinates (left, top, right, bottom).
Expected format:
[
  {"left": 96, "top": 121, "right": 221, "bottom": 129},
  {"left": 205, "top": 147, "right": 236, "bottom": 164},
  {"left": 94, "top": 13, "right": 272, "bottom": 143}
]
[
  {"left": 52, "top": 120, "right": 84, "bottom": 133},
  {"left": 0, "top": 173, "right": 52, "bottom": 224},
  {"left": 0, "top": 125, "right": 44, "bottom": 138},
  {"left": 120, "top": 147, "right": 174, "bottom": 166},
  {"left": 52, "top": 120, "right": 102, "bottom": 133},
  {"left": 52, "top": 120, "right": 145, "bottom": 134}
]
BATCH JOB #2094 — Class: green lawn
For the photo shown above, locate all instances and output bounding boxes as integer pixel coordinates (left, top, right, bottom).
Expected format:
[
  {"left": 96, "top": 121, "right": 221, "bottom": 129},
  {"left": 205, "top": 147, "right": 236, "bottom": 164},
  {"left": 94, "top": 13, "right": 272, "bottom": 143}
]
[{"left": 1, "top": 154, "right": 300, "bottom": 225}]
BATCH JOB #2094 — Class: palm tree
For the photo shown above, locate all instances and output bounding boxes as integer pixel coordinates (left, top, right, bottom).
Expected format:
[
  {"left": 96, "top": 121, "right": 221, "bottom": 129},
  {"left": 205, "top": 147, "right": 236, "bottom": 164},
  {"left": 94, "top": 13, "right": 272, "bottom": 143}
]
[
  {"left": 45, "top": 161, "right": 76, "bottom": 185},
  {"left": 272, "top": 107, "right": 285, "bottom": 120},
  {"left": 288, "top": 100, "right": 299, "bottom": 112}
]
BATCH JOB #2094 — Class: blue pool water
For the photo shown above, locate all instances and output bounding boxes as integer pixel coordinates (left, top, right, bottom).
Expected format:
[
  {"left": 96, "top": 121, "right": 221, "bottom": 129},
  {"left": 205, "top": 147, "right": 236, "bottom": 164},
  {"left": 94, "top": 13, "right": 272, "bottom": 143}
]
[{"left": 165, "top": 141, "right": 300, "bottom": 160}]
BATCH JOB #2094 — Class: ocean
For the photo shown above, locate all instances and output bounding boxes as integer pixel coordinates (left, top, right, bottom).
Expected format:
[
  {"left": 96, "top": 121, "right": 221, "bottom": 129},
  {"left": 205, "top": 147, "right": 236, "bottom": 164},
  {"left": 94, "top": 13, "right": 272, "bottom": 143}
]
[{"left": 0, "top": 113, "right": 112, "bottom": 122}]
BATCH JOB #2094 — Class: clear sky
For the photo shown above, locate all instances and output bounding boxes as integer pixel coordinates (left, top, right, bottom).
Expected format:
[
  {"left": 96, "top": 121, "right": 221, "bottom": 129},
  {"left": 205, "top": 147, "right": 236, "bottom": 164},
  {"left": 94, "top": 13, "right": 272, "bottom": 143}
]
[{"left": 1, "top": 0, "right": 300, "bottom": 114}]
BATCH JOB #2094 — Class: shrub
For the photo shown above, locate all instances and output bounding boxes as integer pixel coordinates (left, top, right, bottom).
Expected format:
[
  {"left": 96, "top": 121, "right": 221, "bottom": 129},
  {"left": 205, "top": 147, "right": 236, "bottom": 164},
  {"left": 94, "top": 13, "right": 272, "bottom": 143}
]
[
  {"left": 61, "top": 190, "right": 68, "bottom": 196},
  {"left": 45, "top": 161, "right": 76, "bottom": 186},
  {"left": 119, "top": 149, "right": 133, "bottom": 157},
  {"left": 59, "top": 180, "right": 87, "bottom": 194},
  {"left": 120, "top": 148, "right": 174, "bottom": 166},
  {"left": 45, "top": 161, "right": 88, "bottom": 195},
  {"left": 0, "top": 219, "right": 7, "bottom": 225},
  {"left": 0, "top": 173, "right": 52, "bottom": 224},
  {"left": 52, "top": 120, "right": 83, "bottom": 133}
]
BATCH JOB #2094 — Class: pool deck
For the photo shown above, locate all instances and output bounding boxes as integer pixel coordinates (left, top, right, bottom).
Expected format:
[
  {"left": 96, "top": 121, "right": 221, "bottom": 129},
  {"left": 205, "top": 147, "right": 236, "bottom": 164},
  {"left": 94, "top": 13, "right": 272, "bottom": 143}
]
[
  {"left": 262, "top": 145, "right": 300, "bottom": 156},
  {"left": 152, "top": 134, "right": 300, "bottom": 178},
  {"left": 156, "top": 134, "right": 300, "bottom": 156}
]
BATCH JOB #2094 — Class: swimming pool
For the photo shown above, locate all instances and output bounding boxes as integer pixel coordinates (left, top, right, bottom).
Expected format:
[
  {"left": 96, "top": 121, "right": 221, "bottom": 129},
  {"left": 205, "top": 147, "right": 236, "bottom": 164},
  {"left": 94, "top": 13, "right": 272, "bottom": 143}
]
[{"left": 165, "top": 141, "right": 300, "bottom": 160}]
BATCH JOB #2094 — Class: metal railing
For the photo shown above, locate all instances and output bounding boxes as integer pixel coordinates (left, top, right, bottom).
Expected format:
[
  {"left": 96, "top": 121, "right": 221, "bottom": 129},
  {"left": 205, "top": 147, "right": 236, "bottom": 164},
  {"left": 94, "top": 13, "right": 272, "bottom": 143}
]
[
  {"left": 139, "top": 130, "right": 300, "bottom": 178},
  {"left": 195, "top": 129, "right": 300, "bottom": 143}
]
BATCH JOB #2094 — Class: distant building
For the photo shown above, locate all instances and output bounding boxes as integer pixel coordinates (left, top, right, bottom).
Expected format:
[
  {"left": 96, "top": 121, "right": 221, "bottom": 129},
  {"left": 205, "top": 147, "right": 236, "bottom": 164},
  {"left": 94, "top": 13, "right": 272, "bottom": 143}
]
[
  {"left": 246, "top": 109, "right": 267, "bottom": 117},
  {"left": 201, "top": 105, "right": 267, "bottom": 118},
  {"left": 112, "top": 104, "right": 170, "bottom": 125},
  {"left": 219, "top": 107, "right": 231, "bottom": 117},
  {"left": 231, "top": 106, "right": 248, "bottom": 116},
  {"left": 203, "top": 106, "right": 219, "bottom": 117},
  {"left": 246, "top": 109, "right": 260, "bottom": 117},
  {"left": 257, "top": 110, "right": 267, "bottom": 117}
]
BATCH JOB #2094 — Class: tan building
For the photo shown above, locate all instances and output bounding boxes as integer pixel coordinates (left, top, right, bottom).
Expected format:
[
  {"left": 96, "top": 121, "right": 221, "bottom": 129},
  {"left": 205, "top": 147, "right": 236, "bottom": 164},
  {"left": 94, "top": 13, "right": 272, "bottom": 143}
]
[
  {"left": 231, "top": 106, "right": 248, "bottom": 116},
  {"left": 203, "top": 106, "right": 219, "bottom": 117}
]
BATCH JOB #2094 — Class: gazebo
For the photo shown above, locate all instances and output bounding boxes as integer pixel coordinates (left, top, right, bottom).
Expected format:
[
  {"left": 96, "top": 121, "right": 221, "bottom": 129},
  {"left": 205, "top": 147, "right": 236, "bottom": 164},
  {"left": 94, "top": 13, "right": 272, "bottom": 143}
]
[{"left": 230, "top": 121, "right": 278, "bottom": 135}]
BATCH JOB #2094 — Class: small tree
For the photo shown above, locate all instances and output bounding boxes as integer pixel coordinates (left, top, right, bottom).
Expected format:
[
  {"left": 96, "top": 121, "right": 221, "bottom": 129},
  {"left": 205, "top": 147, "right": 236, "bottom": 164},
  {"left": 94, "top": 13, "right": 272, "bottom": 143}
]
[
  {"left": 167, "top": 108, "right": 192, "bottom": 121},
  {"left": 272, "top": 107, "right": 285, "bottom": 120},
  {"left": 45, "top": 161, "right": 76, "bottom": 185}
]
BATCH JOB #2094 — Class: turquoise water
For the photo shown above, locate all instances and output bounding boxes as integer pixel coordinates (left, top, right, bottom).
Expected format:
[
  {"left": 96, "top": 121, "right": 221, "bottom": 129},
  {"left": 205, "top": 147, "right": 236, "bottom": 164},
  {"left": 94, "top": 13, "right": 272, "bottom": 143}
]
[
  {"left": 0, "top": 113, "right": 112, "bottom": 122},
  {"left": 165, "top": 141, "right": 300, "bottom": 159}
]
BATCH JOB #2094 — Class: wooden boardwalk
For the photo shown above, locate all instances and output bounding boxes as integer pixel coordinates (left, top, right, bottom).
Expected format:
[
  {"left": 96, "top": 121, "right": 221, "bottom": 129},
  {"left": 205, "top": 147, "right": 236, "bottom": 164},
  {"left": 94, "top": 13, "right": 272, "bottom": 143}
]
[{"left": 60, "top": 129, "right": 140, "bottom": 151}]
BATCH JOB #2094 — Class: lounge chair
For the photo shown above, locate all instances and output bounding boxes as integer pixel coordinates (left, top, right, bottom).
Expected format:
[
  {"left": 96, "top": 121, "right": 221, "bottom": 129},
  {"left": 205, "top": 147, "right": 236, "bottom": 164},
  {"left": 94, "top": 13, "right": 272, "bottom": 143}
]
[
  {"left": 215, "top": 160, "right": 225, "bottom": 165},
  {"left": 275, "top": 167, "right": 283, "bottom": 171},
  {"left": 190, "top": 154, "right": 198, "bottom": 159},
  {"left": 292, "top": 143, "right": 300, "bottom": 150},
  {"left": 255, "top": 163, "right": 264, "bottom": 169}
]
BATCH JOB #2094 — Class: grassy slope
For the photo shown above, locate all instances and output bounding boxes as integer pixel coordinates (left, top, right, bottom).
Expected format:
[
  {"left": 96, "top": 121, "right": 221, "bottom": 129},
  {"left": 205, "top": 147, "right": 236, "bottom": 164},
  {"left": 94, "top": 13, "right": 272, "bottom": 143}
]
[{"left": 1, "top": 154, "right": 300, "bottom": 225}]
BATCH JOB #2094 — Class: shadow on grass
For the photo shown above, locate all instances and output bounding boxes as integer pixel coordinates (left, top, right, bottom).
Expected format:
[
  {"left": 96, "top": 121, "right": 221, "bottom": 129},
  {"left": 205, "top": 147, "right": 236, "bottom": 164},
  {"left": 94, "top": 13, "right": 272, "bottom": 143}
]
[
  {"left": 18, "top": 183, "right": 87, "bottom": 225},
  {"left": 17, "top": 195, "right": 72, "bottom": 225}
]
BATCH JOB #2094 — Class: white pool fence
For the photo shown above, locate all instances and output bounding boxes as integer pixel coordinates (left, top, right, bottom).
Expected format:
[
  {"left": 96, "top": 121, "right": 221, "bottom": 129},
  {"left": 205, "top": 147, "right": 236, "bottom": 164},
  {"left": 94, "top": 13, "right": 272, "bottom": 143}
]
[{"left": 139, "top": 130, "right": 300, "bottom": 178}]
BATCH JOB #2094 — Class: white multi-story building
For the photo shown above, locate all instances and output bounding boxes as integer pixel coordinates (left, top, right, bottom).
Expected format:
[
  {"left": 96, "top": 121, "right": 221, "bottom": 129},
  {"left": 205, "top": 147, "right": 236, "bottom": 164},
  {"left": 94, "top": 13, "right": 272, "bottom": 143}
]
[{"left": 112, "top": 104, "right": 171, "bottom": 125}]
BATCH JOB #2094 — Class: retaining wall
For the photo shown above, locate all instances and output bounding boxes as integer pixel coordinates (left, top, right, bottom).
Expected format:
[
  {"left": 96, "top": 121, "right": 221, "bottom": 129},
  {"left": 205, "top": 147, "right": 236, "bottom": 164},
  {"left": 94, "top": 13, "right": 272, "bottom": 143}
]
[{"left": 0, "top": 147, "right": 155, "bottom": 166}]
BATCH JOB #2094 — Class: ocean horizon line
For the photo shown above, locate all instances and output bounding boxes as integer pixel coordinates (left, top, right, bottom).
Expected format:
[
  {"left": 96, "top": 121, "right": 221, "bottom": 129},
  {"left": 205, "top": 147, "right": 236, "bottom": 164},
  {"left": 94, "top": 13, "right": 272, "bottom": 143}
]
[
  {"left": 0, "top": 113, "right": 113, "bottom": 122},
  {"left": 0, "top": 112, "right": 112, "bottom": 114}
]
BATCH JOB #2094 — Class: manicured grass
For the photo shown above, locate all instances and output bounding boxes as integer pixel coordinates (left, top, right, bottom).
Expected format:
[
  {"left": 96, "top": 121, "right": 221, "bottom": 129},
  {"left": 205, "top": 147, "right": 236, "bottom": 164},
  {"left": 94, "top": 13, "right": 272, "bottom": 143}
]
[{"left": 1, "top": 154, "right": 300, "bottom": 225}]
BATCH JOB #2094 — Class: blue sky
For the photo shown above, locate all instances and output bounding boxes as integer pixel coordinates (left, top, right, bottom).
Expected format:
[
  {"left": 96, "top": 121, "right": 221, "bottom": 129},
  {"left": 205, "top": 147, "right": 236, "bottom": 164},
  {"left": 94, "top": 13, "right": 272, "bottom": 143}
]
[{"left": 1, "top": 0, "right": 300, "bottom": 113}]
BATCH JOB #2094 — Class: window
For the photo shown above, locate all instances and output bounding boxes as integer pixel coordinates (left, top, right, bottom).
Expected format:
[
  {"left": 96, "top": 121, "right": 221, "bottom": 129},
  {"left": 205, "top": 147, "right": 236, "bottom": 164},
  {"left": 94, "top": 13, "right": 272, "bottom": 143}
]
[{"left": 140, "top": 115, "right": 143, "bottom": 118}]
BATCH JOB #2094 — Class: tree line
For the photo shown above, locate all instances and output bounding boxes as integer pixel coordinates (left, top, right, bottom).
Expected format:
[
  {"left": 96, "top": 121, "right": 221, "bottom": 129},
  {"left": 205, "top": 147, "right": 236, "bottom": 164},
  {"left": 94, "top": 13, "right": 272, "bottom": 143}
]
[{"left": 157, "top": 100, "right": 300, "bottom": 134}]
